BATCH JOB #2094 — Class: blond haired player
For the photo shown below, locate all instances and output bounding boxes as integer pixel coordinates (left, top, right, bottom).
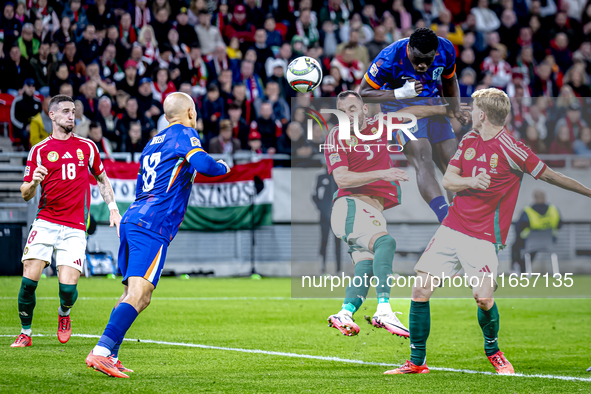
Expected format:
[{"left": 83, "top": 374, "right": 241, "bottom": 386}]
[
  {"left": 386, "top": 88, "right": 591, "bottom": 375},
  {"left": 11, "top": 95, "right": 120, "bottom": 348}
]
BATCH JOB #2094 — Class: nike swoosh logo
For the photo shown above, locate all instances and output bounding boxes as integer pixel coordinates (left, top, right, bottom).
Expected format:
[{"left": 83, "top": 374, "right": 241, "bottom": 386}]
[{"left": 401, "top": 76, "right": 413, "bottom": 80}]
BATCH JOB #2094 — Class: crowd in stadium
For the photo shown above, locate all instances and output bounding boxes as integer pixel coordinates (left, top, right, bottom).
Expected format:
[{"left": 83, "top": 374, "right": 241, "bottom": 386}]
[{"left": 2, "top": 0, "right": 591, "bottom": 165}]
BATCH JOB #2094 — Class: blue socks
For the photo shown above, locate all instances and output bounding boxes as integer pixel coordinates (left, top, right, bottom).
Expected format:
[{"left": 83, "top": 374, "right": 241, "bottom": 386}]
[
  {"left": 429, "top": 196, "right": 449, "bottom": 223},
  {"left": 95, "top": 303, "right": 138, "bottom": 356},
  {"left": 108, "top": 307, "right": 123, "bottom": 358}
]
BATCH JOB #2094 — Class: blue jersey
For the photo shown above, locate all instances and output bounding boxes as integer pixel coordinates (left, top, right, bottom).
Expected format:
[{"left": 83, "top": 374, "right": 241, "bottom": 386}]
[
  {"left": 364, "top": 37, "right": 457, "bottom": 110},
  {"left": 123, "top": 122, "right": 227, "bottom": 241}
]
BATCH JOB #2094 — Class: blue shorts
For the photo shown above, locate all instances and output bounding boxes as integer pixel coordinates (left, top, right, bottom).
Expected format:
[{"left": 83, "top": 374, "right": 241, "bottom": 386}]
[
  {"left": 117, "top": 222, "right": 169, "bottom": 288},
  {"left": 396, "top": 115, "right": 455, "bottom": 146}
]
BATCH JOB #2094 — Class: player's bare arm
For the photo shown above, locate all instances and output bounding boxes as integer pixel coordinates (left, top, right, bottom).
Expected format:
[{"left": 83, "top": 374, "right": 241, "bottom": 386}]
[
  {"left": 393, "top": 103, "right": 471, "bottom": 120},
  {"left": 332, "top": 166, "right": 409, "bottom": 189},
  {"left": 539, "top": 167, "right": 591, "bottom": 198},
  {"left": 359, "top": 77, "right": 423, "bottom": 99},
  {"left": 95, "top": 172, "right": 122, "bottom": 236},
  {"left": 441, "top": 74, "right": 469, "bottom": 125},
  {"left": 442, "top": 164, "right": 491, "bottom": 192},
  {"left": 20, "top": 165, "right": 48, "bottom": 201}
]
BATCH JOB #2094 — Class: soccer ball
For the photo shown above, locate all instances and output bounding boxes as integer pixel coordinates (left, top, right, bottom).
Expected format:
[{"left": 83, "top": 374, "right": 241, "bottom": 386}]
[{"left": 286, "top": 56, "right": 323, "bottom": 93}]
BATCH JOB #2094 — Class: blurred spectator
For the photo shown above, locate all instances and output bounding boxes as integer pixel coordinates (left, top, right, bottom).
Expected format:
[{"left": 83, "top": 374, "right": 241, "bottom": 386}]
[
  {"left": 121, "top": 121, "right": 145, "bottom": 154},
  {"left": 62, "top": 41, "right": 86, "bottom": 80},
  {"left": 415, "top": 0, "right": 444, "bottom": 26},
  {"left": 554, "top": 102, "right": 588, "bottom": 141},
  {"left": 319, "top": 0, "right": 350, "bottom": 27},
  {"left": 217, "top": 68, "right": 234, "bottom": 103},
  {"left": 340, "top": 13, "right": 373, "bottom": 45},
  {"left": 531, "top": 62, "right": 560, "bottom": 97},
  {"left": 10, "top": 79, "right": 41, "bottom": 148},
  {"left": 117, "top": 96, "right": 155, "bottom": 140},
  {"left": 0, "top": 3, "right": 22, "bottom": 54},
  {"left": 174, "top": 7, "right": 199, "bottom": 47},
  {"left": 86, "top": 0, "right": 116, "bottom": 33},
  {"left": 224, "top": 5, "right": 255, "bottom": 50},
  {"left": 390, "top": 0, "right": 412, "bottom": 31},
  {"left": 253, "top": 29, "right": 275, "bottom": 75},
  {"left": 320, "top": 75, "right": 338, "bottom": 97},
  {"left": 471, "top": 0, "right": 500, "bottom": 33},
  {"left": 207, "top": 44, "right": 240, "bottom": 81},
  {"left": 248, "top": 129, "right": 264, "bottom": 154},
  {"left": 18, "top": 23, "right": 39, "bottom": 60},
  {"left": 196, "top": 11, "right": 223, "bottom": 56},
  {"left": 293, "top": 9, "right": 319, "bottom": 48},
  {"left": 202, "top": 83, "right": 225, "bottom": 141},
  {"left": 209, "top": 119, "right": 241, "bottom": 154},
  {"left": 152, "top": 0, "right": 171, "bottom": 18},
  {"left": 78, "top": 24, "right": 100, "bottom": 64},
  {"left": 498, "top": 10, "right": 518, "bottom": 61},
  {"left": 362, "top": 4, "right": 380, "bottom": 29},
  {"left": 245, "top": 0, "right": 265, "bottom": 29},
  {"left": 431, "top": 9, "right": 463, "bottom": 46},
  {"left": 2, "top": 44, "right": 32, "bottom": 95},
  {"left": 119, "top": 12, "right": 137, "bottom": 49},
  {"left": 524, "top": 104, "right": 548, "bottom": 141},
  {"left": 116, "top": 60, "right": 140, "bottom": 97},
  {"left": 137, "top": 77, "right": 162, "bottom": 122},
  {"left": 337, "top": 29, "right": 369, "bottom": 69},
  {"left": 521, "top": 125, "right": 547, "bottom": 154},
  {"left": 549, "top": 11, "right": 580, "bottom": 52},
  {"left": 96, "top": 96, "right": 119, "bottom": 145},
  {"left": 138, "top": 25, "right": 158, "bottom": 64},
  {"left": 53, "top": 16, "right": 73, "bottom": 51},
  {"left": 62, "top": 0, "right": 89, "bottom": 35},
  {"left": 151, "top": 68, "right": 176, "bottom": 103},
  {"left": 74, "top": 99, "right": 91, "bottom": 138},
  {"left": 59, "top": 82, "right": 74, "bottom": 98},
  {"left": 254, "top": 101, "right": 279, "bottom": 153},
  {"left": 457, "top": 47, "right": 477, "bottom": 75},
  {"left": 78, "top": 80, "right": 99, "bottom": 119},
  {"left": 29, "top": 97, "right": 52, "bottom": 147},
  {"left": 240, "top": 60, "right": 264, "bottom": 101},
  {"left": 573, "top": 40, "right": 591, "bottom": 75},
  {"left": 383, "top": 12, "right": 404, "bottom": 43},
  {"left": 49, "top": 63, "right": 73, "bottom": 96},
  {"left": 574, "top": 126, "right": 591, "bottom": 157},
  {"left": 178, "top": 44, "right": 209, "bottom": 97},
  {"left": 367, "top": 26, "right": 389, "bottom": 61},
  {"left": 132, "top": 0, "right": 151, "bottom": 29},
  {"left": 86, "top": 61, "right": 116, "bottom": 96},
  {"left": 459, "top": 67, "right": 477, "bottom": 97},
  {"left": 320, "top": 20, "right": 339, "bottom": 57},
  {"left": 254, "top": 80, "right": 290, "bottom": 124},
  {"left": 99, "top": 43, "right": 123, "bottom": 81},
  {"left": 480, "top": 46, "right": 511, "bottom": 88},
  {"left": 227, "top": 36, "right": 243, "bottom": 60},
  {"left": 30, "top": 40, "right": 57, "bottom": 97},
  {"left": 228, "top": 102, "right": 250, "bottom": 149},
  {"left": 549, "top": 124, "right": 575, "bottom": 166},
  {"left": 31, "top": 0, "right": 60, "bottom": 35},
  {"left": 88, "top": 121, "right": 113, "bottom": 155},
  {"left": 264, "top": 14, "right": 283, "bottom": 51},
  {"left": 551, "top": 32, "right": 573, "bottom": 73},
  {"left": 331, "top": 44, "right": 364, "bottom": 85},
  {"left": 564, "top": 63, "right": 591, "bottom": 97}
]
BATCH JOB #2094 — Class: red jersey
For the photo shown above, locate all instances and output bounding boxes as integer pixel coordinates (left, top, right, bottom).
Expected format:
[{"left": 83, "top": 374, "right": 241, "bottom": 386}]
[
  {"left": 324, "top": 114, "right": 401, "bottom": 209},
  {"left": 24, "top": 134, "right": 105, "bottom": 231},
  {"left": 443, "top": 129, "right": 547, "bottom": 245}
]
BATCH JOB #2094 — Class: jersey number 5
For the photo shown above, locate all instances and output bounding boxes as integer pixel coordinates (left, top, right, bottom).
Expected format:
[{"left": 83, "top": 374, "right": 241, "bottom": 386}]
[{"left": 142, "top": 152, "right": 161, "bottom": 192}]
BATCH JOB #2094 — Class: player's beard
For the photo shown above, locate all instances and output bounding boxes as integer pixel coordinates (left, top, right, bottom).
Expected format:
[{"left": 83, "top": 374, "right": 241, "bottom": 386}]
[{"left": 57, "top": 122, "right": 74, "bottom": 133}]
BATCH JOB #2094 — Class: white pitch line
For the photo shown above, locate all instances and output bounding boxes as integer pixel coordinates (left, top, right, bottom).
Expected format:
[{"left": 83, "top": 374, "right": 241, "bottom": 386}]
[
  {"left": 0, "top": 296, "right": 335, "bottom": 301},
  {"left": 1, "top": 333, "right": 590, "bottom": 383}
]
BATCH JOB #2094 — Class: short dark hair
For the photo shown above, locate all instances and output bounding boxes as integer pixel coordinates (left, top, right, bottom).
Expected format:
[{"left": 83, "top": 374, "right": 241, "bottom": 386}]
[
  {"left": 337, "top": 90, "right": 363, "bottom": 103},
  {"left": 49, "top": 95, "right": 74, "bottom": 112},
  {"left": 409, "top": 27, "right": 439, "bottom": 54},
  {"left": 89, "top": 121, "right": 101, "bottom": 130},
  {"left": 228, "top": 103, "right": 242, "bottom": 111}
]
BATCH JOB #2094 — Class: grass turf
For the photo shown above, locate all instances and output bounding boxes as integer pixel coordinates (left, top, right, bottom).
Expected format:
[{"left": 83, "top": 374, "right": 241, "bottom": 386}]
[{"left": 0, "top": 276, "right": 590, "bottom": 393}]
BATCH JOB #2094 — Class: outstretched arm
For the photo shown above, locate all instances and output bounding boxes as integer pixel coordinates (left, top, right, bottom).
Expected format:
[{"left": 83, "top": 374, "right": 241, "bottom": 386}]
[
  {"left": 95, "top": 172, "right": 121, "bottom": 236},
  {"left": 441, "top": 74, "right": 469, "bottom": 125},
  {"left": 539, "top": 167, "right": 591, "bottom": 198}
]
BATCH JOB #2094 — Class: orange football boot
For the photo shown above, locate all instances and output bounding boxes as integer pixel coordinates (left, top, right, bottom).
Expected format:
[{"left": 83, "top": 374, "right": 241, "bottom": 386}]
[
  {"left": 10, "top": 334, "right": 32, "bottom": 348},
  {"left": 57, "top": 314, "right": 71, "bottom": 344},
  {"left": 384, "top": 360, "right": 430, "bottom": 375},
  {"left": 109, "top": 356, "right": 134, "bottom": 373},
  {"left": 488, "top": 351, "right": 515, "bottom": 374},
  {"left": 85, "top": 352, "right": 130, "bottom": 378}
]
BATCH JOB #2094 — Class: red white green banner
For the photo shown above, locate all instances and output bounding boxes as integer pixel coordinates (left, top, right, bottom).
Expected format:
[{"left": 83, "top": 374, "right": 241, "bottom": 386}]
[{"left": 90, "top": 159, "right": 273, "bottom": 231}]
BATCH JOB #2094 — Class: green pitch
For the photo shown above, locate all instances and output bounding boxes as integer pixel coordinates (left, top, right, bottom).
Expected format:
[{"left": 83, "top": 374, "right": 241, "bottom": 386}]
[{"left": 0, "top": 276, "right": 590, "bottom": 393}]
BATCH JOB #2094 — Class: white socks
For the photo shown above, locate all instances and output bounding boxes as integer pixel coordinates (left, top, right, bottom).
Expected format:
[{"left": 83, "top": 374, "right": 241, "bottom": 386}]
[
  {"left": 376, "top": 302, "right": 393, "bottom": 315},
  {"left": 58, "top": 306, "right": 71, "bottom": 317},
  {"left": 21, "top": 328, "right": 32, "bottom": 336},
  {"left": 92, "top": 345, "right": 112, "bottom": 357}
]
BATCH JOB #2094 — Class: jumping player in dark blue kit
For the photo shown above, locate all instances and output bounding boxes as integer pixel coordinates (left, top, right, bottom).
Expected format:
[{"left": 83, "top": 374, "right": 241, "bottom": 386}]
[
  {"left": 360, "top": 28, "right": 469, "bottom": 223},
  {"left": 85, "top": 92, "right": 230, "bottom": 378}
]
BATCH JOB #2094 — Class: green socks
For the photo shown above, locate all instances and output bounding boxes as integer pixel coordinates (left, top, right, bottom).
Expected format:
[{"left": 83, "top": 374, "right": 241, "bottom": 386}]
[
  {"left": 478, "top": 302, "right": 500, "bottom": 356},
  {"left": 409, "top": 300, "right": 430, "bottom": 366},
  {"left": 18, "top": 278, "right": 38, "bottom": 330},
  {"left": 341, "top": 259, "right": 373, "bottom": 314},
  {"left": 59, "top": 283, "right": 78, "bottom": 315},
  {"left": 372, "top": 235, "right": 396, "bottom": 301}
]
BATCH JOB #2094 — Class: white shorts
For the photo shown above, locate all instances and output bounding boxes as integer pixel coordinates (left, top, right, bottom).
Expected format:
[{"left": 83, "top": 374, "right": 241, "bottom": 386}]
[
  {"left": 22, "top": 219, "right": 87, "bottom": 273},
  {"left": 414, "top": 225, "right": 498, "bottom": 283},
  {"left": 331, "top": 197, "right": 388, "bottom": 264}
]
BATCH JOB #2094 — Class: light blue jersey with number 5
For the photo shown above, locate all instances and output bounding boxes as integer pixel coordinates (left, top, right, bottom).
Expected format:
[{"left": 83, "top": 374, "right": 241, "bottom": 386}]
[{"left": 122, "top": 122, "right": 228, "bottom": 242}]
